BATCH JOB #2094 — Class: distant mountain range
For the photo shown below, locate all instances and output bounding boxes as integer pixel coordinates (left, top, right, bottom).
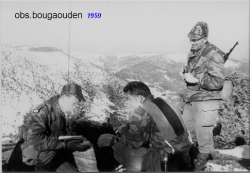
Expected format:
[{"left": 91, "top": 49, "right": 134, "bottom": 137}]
[
  {"left": 100, "top": 53, "right": 249, "bottom": 105},
  {"left": 73, "top": 51, "right": 249, "bottom": 112}
]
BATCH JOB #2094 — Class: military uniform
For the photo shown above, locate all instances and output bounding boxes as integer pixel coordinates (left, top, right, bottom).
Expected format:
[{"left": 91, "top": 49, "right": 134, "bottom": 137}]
[
  {"left": 184, "top": 42, "right": 226, "bottom": 103},
  {"left": 113, "top": 95, "right": 192, "bottom": 172},
  {"left": 22, "top": 95, "right": 78, "bottom": 171},
  {"left": 183, "top": 22, "right": 226, "bottom": 165}
]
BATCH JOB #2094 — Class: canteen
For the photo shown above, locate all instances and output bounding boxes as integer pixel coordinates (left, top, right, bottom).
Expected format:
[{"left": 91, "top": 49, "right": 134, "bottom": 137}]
[{"left": 221, "top": 80, "right": 233, "bottom": 101}]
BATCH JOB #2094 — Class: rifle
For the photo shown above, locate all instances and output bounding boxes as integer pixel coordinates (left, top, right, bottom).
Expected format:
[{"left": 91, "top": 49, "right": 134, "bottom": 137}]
[
  {"left": 182, "top": 41, "right": 238, "bottom": 74},
  {"left": 58, "top": 136, "right": 93, "bottom": 147},
  {"left": 224, "top": 42, "right": 238, "bottom": 62}
]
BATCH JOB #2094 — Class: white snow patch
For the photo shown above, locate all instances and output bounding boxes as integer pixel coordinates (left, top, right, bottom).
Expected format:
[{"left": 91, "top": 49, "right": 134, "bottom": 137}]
[
  {"left": 71, "top": 52, "right": 104, "bottom": 67},
  {"left": 31, "top": 52, "right": 71, "bottom": 71},
  {"left": 149, "top": 87, "right": 164, "bottom": 98},
  {"left": 126, "top": 79, "right": 136, "bottom": 82},
  {"left": 17, "top": 46, "right": 31, "bottom": 51},
  {"left": 2, "top": 137, "right": 14, "bottom": 142},
  {"left": 163, "top": 75, "right": 171, "bottom": 81},
  {"left": 170, "top": 95, "right": 179, "bottom": 99},
  {"left": 143, "top": 82, "right": 151, "bottom": 85},
  {"left": 224, "top": 59, "right": 241, "bottom": 68},
  {"left": 163, "top": 90, "right": 175, "bottom": 94},
  {"left": 206, "top": 162, "right": 248, "bottom": 172},
  {"left": 115, "top": 52, "right": 162, "bottom": 59},
  {"left": 156, "top": 69, "right": 167, "bottom": 73},
  {"left": 218, "top": 145, "right": 250, "bottom": 159},
  {"left": 110, "top": 66, "right": 125, "bottom": 73},
  {"left": 164, "top": 53, "right": 187, "bottom": 63},
  {"left": 85, "top": 93, "right": 116, "bottom": 122}
]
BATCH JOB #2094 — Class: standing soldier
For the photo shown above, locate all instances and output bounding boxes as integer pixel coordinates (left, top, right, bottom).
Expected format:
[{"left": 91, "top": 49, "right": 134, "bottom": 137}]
[
  {"left": 21, "top": 83, "right": 93, "bottom": 172},
  {"left": 181, "top": 22, "right": 226, "bottom": 171}
]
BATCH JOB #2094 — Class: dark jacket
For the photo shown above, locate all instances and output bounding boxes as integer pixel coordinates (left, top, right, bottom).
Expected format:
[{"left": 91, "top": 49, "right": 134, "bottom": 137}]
[{"left": 22, "top": 95, "right": 75, "bottom": 166}]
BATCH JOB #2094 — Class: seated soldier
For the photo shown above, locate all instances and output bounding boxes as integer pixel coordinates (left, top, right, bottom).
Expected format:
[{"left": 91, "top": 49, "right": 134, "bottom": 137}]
[
  {"left": 113, "top": 81, "right": 192, "bottom": 172},
  {"left": 21, "top": 83, "right": 92, "bottom": 172}
]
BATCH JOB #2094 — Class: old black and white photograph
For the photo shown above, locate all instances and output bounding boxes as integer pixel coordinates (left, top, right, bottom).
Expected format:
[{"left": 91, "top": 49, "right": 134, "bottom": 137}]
[{"left": 1, "top": 0, "right": 249, "bottom": 172}]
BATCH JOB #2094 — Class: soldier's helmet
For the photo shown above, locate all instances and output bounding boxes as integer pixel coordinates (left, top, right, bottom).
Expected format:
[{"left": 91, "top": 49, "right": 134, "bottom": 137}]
[
  {"left": 188, "top": 22, "right": 209, "bottom": 39},
  {"left": 61, "top": 83, "right": 85, "bottom": 102}
]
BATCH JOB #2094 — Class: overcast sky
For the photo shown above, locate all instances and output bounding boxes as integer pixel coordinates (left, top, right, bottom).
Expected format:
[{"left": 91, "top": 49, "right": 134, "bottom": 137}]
[{"left": 1, "top": 0, "right": 249, "bottom": 59}]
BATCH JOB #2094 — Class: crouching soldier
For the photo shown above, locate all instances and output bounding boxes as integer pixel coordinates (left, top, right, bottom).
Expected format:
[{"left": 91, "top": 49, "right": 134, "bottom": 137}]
[
  {"left": 112, "top": 81, "right": 192, "bottom": 172},
  {"left": 21, "top": 83, "right": 93, "bottom": 172}
]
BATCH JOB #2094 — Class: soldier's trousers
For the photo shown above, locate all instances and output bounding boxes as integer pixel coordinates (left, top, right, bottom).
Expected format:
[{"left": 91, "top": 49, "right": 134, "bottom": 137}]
[{"left": 183, "top": 100, "right": 220, "bottom": 154}]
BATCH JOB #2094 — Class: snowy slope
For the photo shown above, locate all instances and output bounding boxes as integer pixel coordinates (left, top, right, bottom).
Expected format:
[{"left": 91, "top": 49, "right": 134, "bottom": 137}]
[
  {"left": 70, "top": 52, "right": 104, "bottom": 67},
  {"left": 1, "top": 44, "right": 126, "bottom": 135}
]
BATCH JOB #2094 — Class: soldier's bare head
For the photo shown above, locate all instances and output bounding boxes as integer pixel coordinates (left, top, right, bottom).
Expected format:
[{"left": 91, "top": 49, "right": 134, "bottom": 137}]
[{"left": 123, "top": 81, "right": 152, "bottom": 110}]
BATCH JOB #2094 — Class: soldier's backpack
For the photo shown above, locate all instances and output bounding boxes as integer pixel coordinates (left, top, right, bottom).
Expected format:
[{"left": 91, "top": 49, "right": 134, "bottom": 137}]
[{"left": 221, "top": 80, "right": 233, "bottom": 101}]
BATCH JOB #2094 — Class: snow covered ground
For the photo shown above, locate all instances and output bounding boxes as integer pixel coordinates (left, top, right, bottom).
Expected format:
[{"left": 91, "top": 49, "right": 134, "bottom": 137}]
[{"left": 1, "top": 44, "right": 126, "bottom": 135}]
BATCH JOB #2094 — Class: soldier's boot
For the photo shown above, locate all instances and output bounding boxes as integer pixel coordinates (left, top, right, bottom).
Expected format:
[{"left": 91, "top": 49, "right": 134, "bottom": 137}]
[
  {"left": 188, "top": 141, "right": 199, "bottom": 170},
  {"left": 182, "top": 152, "right": 192, "bottom": 171},
  {"left": 185, "top": 142, "right": 198, "bottom": 171},
  {"left": 190, "top": 141, "right": 199, "bottom": 160},
  {"left": 193, "top": 153, "right": 209, "bottom": 171},
  {"left": 183, "top": 152, "right": 191, "bottom": 165}
]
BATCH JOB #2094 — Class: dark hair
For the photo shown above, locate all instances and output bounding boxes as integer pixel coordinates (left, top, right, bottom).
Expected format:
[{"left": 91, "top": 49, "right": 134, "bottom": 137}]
[{"left": 123, "top": 81, "right": 151, "bottom": 97}]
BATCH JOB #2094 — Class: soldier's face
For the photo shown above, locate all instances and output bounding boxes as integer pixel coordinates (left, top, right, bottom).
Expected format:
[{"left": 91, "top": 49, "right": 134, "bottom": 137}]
[
  {"left": 60, "top": 95, "right": 79, "bottom": 113},
  {"left": 190, "top": 37, "right": 207, "bottom": 51},
  {"left": 126, "top": 95, "right": 142, "bottom": 111}
]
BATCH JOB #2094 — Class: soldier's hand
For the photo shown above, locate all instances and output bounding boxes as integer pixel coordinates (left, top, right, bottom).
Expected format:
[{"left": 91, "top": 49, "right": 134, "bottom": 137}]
[
  {"left": 81, "top": 140, "right": 93, "bottom": 147},
  {"left": 184, "top": 73, "right": 199, "bottom": 83},
  {"left": 179, "top": 67, "right": 187, "bottom": 80},
  {"left": 65, "top": 140, "right": 91, "bottom": 152}
]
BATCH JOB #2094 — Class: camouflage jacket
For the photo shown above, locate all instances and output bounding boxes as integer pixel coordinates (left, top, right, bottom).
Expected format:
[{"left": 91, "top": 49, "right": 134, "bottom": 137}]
[
  {"left": 118, "top": 95, "right": 192, "bottom": 160},
  {"left": 184, "top": 42, "right": 226, "bottom": 102},
  {"left": 22, "top": 95, "right": 76, "bottom": 166}
]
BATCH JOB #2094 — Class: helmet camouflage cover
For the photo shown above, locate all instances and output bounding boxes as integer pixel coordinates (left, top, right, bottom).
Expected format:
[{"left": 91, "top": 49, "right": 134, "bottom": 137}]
[{"left": 188, "top": 22, "right": 209, "bottom": 39}]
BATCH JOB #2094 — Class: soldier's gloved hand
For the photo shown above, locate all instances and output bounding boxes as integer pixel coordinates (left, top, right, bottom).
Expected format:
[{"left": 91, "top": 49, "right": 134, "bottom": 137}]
[{"left": 65, "top": 140, "right": 92, "bottom": 152}]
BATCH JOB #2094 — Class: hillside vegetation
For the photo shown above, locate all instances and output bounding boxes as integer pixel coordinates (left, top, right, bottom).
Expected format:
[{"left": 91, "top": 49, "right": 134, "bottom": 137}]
[
  {"left": 214, "top": 72, "right": 250, "bottom": 149},
  {"left": 1, "top": 44, "right": 127, "bottom": 135}
]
